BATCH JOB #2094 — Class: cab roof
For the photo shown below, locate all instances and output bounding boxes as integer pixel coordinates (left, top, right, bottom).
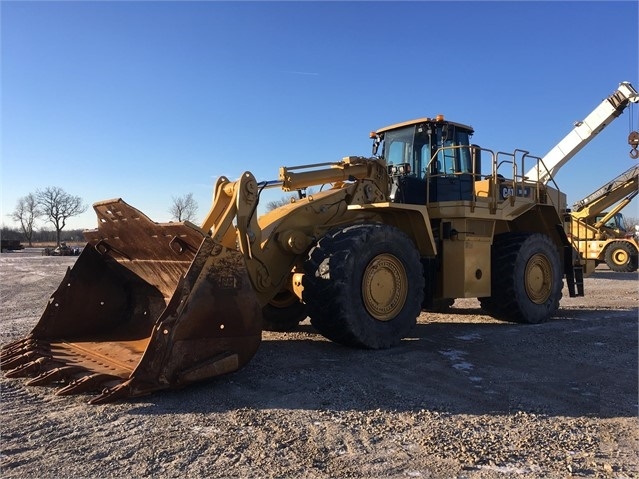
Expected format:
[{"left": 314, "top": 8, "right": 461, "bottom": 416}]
[{"left": 374, "top": 117, "right": 474, "bottom": 135}]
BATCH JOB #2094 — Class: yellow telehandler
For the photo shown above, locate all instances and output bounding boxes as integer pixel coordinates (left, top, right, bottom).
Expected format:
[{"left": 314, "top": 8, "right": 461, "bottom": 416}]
[
  {"left": 568, "top": 165, "right": 639, "bottom": 273},
  {"left": 2, "top": 114, "right": 585, "bottom": 404}
]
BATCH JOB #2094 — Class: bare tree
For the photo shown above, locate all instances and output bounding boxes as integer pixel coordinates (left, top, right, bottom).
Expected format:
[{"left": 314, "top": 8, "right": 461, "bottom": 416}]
[
  {"left": 623, "top": 215, "right": 638, "bottom": 230},
  {"left": 10, "top": 193, "right": 41, "bottom": 246},
  {"left": 265, "top": 188, "right": 316, "bottom": 212},
  {"left": 623, "top": 215, "right": 639, "bottom": 238},
  {"left": 36, "top": 187, "right": 87, "bottom": 246},
  {"left": 169, "top": 193, "right": 199, "bottom": 222},
  {"left": 265, "top": 196, "right": 295, "bottom": 212}
]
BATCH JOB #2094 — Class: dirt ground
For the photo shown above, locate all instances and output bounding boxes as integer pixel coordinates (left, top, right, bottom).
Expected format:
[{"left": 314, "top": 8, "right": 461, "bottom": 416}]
[{"left": 0, "top": 250, "right": 637, "bottom": 479}]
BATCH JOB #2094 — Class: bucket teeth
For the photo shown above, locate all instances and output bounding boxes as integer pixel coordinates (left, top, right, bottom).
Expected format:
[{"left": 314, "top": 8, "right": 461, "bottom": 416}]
[
  {"left": 25, "top": 366, "right": 85, "bottom": 386},
  {"left": 1, "top": 339, "right": 50, "bottom": 364},
  {"left": 1, "top": 350, "right": 51, "bottom": 371},
  {"left": 4, "top": 357, "right": 49, "bottom": 378},
  {"left": 1, "top": 199, "right": 263, "bottom": 404},
  {"left": 56, "top": 373, "right": 122, "bottom": 397},
  {"left": 89, "top": 380, "right": 134, "bottom": 405},
  {"left": 0, "top": 338, "right": 33, "bottom": 359}
]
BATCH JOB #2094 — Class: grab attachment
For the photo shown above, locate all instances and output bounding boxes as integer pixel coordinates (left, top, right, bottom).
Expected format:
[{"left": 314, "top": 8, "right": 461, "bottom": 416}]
[
  {"left": 1, "top": 199, "right": 262, "bottom": 404},
  {"left": 629, "top": 131, "right": 639, "bottom": 159}
]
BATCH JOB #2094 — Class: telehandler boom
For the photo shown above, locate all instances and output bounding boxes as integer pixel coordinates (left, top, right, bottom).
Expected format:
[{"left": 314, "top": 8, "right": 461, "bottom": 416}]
[
  {"left": 525, "top": 81, "right": 639, "bottom": 183},
  {"left": 2, "top": 114, "right": 584, "bottom": 404}
]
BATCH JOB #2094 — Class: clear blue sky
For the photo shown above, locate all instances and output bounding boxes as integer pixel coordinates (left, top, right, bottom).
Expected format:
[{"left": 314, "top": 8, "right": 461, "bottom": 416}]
[{"left": 1, "top": 1, "right": 638, "bottom": 231}]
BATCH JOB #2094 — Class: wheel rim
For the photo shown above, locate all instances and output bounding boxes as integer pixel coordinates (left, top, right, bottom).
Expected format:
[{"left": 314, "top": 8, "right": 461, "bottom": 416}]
[
  {"left": 524, "top": 253, "right": 553, "bottom": 304},
  {"left": 361, "top": 253, "right": 408, "bottom": 321},
  {"left": 612, "top": 248, "right": 629, "bottom": 266}
]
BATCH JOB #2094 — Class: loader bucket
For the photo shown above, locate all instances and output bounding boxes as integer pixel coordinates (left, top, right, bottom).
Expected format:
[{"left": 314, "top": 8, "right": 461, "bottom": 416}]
[{"left": 1, "top": 199, "right": 262, "bottom": 404}]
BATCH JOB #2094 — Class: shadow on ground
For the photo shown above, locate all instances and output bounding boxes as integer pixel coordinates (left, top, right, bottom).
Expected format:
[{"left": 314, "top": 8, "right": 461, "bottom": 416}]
[{"left": 127, "top": 307, "right": 637, "bottom": 419}]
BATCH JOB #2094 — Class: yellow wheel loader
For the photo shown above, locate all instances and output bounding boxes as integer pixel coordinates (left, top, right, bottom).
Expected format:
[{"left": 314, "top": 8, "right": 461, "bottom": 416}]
[{"left": 2, "top": 115, "right": 585, "bottom": 404}]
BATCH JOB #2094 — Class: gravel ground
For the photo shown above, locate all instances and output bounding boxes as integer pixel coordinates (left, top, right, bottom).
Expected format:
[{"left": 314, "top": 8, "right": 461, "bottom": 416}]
[{"left": 0, "top": 251, "right": 637, "bottom": 479}]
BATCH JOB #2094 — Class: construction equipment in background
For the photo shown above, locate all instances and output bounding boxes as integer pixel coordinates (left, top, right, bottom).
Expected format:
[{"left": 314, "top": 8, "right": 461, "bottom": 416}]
[
  {"left": 525, "top": 81, "right": 639, "bottom": 184},
  {"left": 0, "top": 239, "right": 24, "bottom": 252},
  {"left": 567, "top": 165, "right": 638, "bottom": 272},
  {"left": 42, "top": 242, "right": 82, "bottom": 257},
  {"left": 518, "top": 81, "right": 639, "bottom": 274}
]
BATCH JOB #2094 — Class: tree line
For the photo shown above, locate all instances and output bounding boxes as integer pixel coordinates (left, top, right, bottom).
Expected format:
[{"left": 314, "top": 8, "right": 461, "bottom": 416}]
[
  {"left": 5, "top": 185, "right": 638, "bottom": 247},
  {"left": 5, "top": 188, "right": 200, "bottom": 247},
  {"left": 1, "top": 225, "right": 86, "bottom": 244},
  {"left": 9, "top": 186, "right": 87, "bottom": 247}
]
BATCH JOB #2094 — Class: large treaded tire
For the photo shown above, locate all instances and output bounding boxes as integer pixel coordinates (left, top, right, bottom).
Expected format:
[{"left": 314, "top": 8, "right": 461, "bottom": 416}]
[
  {"left": 479, "top": 232, "right": 562, "bottom": 324},
  {"left": 604, "top": 241, "right": 638, "bottom": 272},
  {"left": 303, "top": 224, "right": 424, "bottom": 349}
]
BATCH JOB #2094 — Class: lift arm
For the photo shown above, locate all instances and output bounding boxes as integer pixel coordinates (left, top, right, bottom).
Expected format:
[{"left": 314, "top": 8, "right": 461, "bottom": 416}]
[
  {"left": 199, "top": 157, "right": 390, "bottom": 305},
  {"left": 592, "top": 190, "right": 637, "bottom": 230},
  {"left": 526, "top": 81, "right": 639, "bottom": 184},
  {"left": 571, "top": 164, "right": 639, "bottom": 222}
]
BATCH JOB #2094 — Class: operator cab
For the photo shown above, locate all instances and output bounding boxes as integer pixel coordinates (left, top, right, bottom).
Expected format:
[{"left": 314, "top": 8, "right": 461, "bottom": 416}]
[
  {"left": 596, "top": 212, "right": 627, "bottom": 232},
  {"left": 371, "top": 116, "right": 478, "bottom": 204}
]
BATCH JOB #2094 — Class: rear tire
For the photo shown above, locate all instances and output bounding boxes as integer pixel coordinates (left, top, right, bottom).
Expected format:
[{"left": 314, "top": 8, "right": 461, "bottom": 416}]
[
  {"left": 303, "top": 224, "right": 424, "bottom": 349},
  {"left": 604, "top": 241, "right": 638, "bottom": 272},
  {"left": 479, "top": 232, "right": 562, "bottom": 324}
]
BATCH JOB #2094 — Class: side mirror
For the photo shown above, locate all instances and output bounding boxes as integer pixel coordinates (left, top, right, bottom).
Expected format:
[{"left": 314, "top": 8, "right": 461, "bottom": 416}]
[{"left": 372, "top": 134, "right": 382, "bottom": 156}]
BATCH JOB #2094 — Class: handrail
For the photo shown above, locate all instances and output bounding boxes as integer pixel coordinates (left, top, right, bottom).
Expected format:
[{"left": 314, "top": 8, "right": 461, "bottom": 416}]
[
  {"left": 420, "top": 144, "right": 564, "bottom": 212},
  {"left": 424, "top": 145, "right": 481, "bottom": 209}
]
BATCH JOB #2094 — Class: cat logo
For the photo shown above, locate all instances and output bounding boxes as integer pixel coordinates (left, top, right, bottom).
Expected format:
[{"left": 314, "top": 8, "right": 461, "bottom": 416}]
[{"left": 501, "top": 186, "right": 532, "bottom": 200}]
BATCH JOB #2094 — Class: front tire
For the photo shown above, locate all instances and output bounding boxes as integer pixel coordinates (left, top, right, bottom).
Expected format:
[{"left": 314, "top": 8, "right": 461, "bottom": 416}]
[
  {"left": 604, "top": 241, "right": 638, "bottom": 272},
  {"left": 479, "top": 232, "right": 562, "bottom": 324},
  {"left": 303, "top": 224, "right": 424, "bottom": 349}
]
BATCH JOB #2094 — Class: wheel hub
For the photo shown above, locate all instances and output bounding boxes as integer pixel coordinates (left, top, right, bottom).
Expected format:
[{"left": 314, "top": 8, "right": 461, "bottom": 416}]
[
  {"left": 612, "top": 248, "right": 629, "bottom": 265},
  {"left": 524, "top": 253, "right": 553, "bottom": 304},
  {"left": 362, "top": 253, "right": 408, "bottom": 321}
]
